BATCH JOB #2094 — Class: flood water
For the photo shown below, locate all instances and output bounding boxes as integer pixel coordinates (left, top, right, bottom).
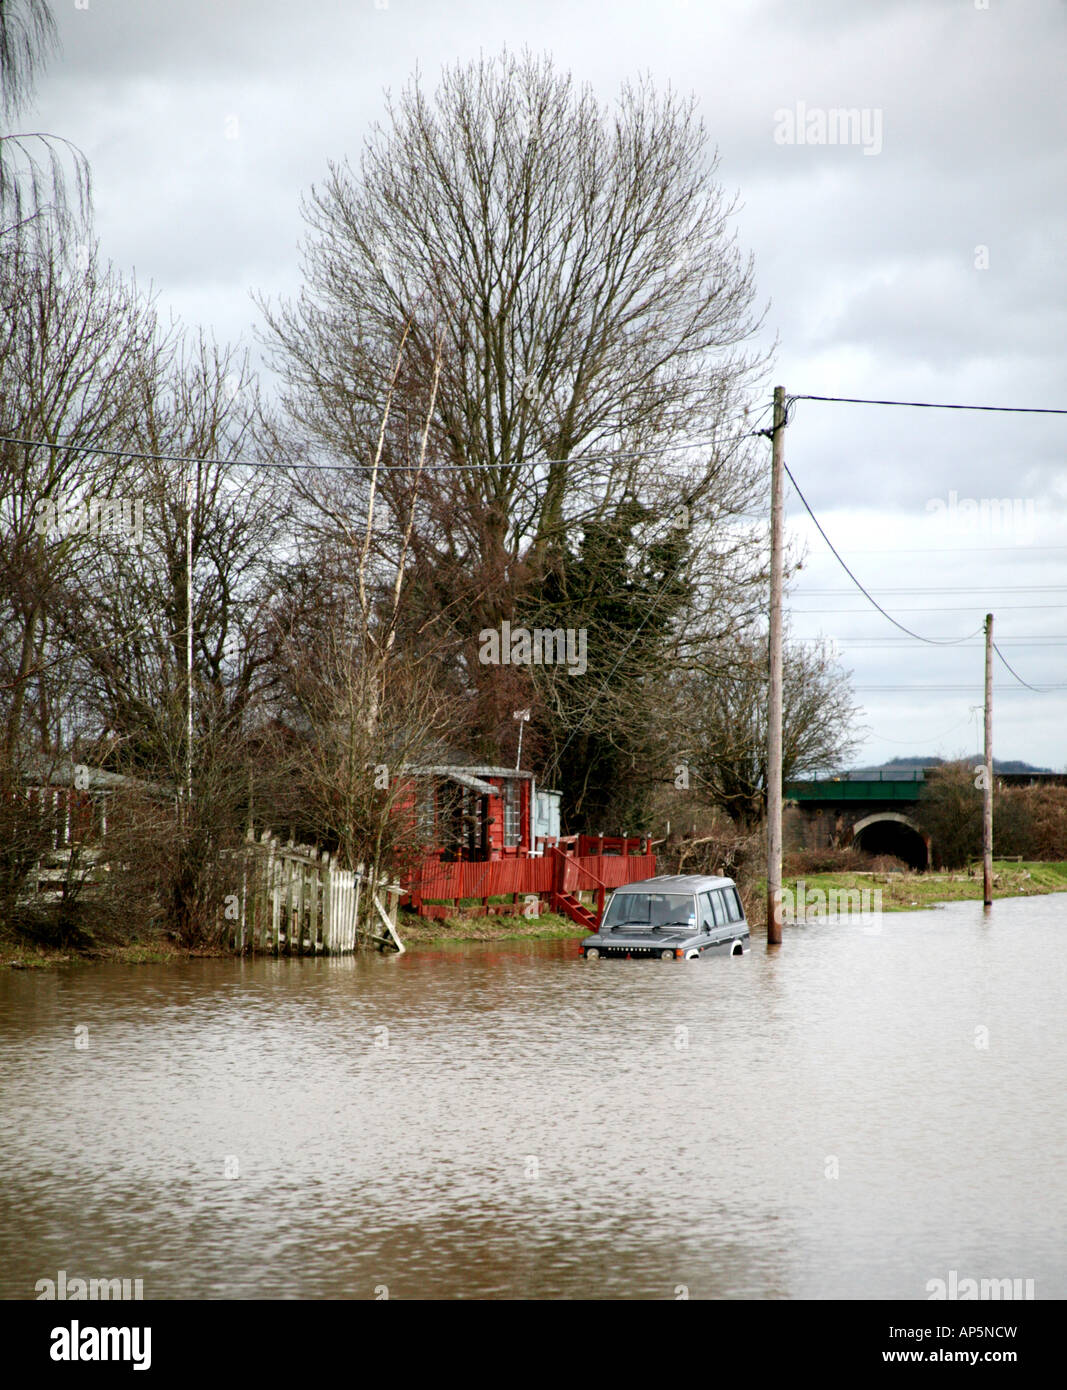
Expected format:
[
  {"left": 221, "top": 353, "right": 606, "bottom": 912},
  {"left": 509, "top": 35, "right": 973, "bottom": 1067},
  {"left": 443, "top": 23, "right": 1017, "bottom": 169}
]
[{"left": 2, "top": 893, "right": 1065, "bottom": 1300}]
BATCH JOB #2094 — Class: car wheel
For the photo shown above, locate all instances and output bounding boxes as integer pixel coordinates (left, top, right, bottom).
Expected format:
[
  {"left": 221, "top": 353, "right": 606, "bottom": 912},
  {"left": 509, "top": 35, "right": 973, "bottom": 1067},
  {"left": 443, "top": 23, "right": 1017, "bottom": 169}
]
[
  {"left": 731, "top": 940, "right": 744, "bottom": 956},
  {"left": 685, "top": 949, "right": 700, "bottom": 960}
]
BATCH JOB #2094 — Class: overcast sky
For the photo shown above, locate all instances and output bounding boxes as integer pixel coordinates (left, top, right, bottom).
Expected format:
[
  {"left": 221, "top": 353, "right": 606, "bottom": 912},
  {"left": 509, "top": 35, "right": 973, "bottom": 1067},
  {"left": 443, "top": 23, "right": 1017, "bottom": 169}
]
[{"left": 27, "top": 0, "right": 1067, "bottom": 770}]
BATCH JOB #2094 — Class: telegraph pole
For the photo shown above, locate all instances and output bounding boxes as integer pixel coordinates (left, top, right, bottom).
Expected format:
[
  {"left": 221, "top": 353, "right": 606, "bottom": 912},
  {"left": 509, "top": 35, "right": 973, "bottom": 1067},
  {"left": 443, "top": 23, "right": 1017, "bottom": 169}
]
[
  {"left": 983, "top": 612, "right": 993, "bottom": 908},
  {"left": 185, "top": 464, "right": 194, "bottom": 806},
  {"left": 767, "top": 386, "right": 786, "bottom": 945}
]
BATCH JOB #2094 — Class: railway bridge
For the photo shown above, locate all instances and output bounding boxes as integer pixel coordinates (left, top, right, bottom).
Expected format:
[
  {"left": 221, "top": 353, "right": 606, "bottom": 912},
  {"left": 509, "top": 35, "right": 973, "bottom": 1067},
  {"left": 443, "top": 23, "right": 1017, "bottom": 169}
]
[{"left": 784, "top": 769, "right": 1067, "bottom": 871}]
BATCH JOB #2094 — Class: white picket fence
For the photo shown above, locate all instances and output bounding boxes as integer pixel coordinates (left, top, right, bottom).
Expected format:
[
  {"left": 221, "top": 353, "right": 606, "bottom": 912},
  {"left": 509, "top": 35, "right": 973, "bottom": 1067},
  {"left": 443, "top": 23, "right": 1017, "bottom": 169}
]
[{"left": 225, "top": 830, "right": 404, "bottom": 955}]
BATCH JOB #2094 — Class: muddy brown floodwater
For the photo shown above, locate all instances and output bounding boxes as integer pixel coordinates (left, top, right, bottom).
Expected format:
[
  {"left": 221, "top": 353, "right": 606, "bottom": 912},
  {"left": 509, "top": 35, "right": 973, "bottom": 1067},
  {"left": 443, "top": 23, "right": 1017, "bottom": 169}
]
[{"left": 2, "top": 893, "right": 1064, "bottom": 1300}]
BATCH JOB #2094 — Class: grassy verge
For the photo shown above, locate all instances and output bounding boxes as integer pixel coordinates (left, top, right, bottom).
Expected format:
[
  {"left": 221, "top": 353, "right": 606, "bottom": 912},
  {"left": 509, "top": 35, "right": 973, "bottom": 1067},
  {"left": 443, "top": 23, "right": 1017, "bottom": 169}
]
[
  {"left": 398, "top": 909, "right": 583, "bottom": 945},
  {"left": 2, "top": 912, "right": 587, "bottom": 965},
  {"left": 768, "top": 860, "right": 1067, "bottom": 917},
  {"left": 0, "top": 937, "right": 230, "bottom": 970}
]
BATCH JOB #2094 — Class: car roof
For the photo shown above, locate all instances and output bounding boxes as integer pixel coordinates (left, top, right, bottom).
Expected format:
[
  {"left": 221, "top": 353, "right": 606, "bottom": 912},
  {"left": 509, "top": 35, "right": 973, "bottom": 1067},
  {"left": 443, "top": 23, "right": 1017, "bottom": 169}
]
[{"left": 609, "top": 874, "right": 736, "bottom": 894}]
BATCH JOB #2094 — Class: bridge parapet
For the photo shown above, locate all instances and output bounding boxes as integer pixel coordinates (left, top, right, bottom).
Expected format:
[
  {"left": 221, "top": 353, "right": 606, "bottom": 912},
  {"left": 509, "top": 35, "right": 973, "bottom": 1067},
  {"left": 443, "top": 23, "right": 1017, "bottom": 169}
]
[{"left": 786, "top": 778, "right": 923, "bottom": 803}]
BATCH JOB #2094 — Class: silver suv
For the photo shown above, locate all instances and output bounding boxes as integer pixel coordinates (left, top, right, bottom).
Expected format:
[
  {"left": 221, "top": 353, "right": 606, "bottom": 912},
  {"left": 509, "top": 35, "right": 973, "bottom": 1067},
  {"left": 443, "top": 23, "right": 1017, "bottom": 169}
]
[{"left": 579, "top": 874, "right": 750, "bottom": 960}]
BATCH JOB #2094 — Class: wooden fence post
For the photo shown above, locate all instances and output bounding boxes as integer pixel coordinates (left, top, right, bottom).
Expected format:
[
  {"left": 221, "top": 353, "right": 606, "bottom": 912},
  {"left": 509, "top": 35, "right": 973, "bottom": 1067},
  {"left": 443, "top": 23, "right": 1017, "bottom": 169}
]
[
  {"left": 284, "top": 848, "right": 295, "bottom": 954},
  {"left": 320, "top": 849, "right": 330, "bottom": 953},
  {"left": 270, "top": 837, "right": 281, "bottom": 954}
]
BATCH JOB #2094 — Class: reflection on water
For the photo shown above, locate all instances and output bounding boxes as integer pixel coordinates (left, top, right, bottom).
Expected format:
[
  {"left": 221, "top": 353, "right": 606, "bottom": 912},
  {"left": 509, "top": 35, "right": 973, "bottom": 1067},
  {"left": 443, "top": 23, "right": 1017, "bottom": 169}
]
[{"left": 2, "top": 894, "right": 1065, "bottom": 1299}]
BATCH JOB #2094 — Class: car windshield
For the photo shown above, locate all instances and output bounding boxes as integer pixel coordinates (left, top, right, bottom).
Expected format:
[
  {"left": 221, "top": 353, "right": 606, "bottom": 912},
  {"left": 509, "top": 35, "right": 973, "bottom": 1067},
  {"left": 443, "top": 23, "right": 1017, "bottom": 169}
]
[{"left": 602, "top": 892, "right": 695, "bottom": 930}]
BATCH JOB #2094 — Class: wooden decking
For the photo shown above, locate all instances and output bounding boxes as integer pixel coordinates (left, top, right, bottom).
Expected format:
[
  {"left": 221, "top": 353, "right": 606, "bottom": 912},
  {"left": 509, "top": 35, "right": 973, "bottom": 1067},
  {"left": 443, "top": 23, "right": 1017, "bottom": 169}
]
[{"left": 403, "top": 835, "right": 655, "bottom": 927}]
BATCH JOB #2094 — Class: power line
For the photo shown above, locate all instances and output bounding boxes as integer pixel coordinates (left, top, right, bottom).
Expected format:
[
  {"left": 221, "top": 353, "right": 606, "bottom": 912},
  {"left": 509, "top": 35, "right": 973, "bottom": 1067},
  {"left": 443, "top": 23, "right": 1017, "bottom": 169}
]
[
  {"left": 0, "top": 428, "right": 762, "bottom": 475},
  {"left": 791, "top": 603, "right": 1067, "bottom": 614},
  {"left": 790, "top": 394, "right": 1067, "bottom": 416},
  {"left": 853, "top": 685, "right": 1059, "bottom": 692},
  {"left": 989, "top": 642, "right": 1064, "bottom": 694},
  {"left": 783, "top": 460, "right": 982, "bottom": 647},
  {"left": 864, "top": 715, "right": 975, "bottom": 745},
  {"left": 784, "top": 459, "right": 1067, "bottom": 693},
  {"left": 833, "top": 545, "right": 1067, "bottom": 555},
  {"left": 795, "top": 585, "right": 1067, "bottom": 595},
  {"left": 793, "top": 638, "right": 1067, "bottom": 647}
]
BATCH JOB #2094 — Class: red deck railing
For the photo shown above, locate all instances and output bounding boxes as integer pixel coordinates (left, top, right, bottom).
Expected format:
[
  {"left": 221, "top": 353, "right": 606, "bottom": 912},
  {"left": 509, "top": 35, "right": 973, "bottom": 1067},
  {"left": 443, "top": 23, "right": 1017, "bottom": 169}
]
[{"left": 402, "top": 842, "right": 656, "bottom": 920}]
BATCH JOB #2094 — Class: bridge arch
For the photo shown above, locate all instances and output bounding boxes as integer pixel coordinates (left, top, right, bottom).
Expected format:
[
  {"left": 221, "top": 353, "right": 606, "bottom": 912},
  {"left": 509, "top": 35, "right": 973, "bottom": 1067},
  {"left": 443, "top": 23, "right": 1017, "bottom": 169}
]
[{"left": 852, "top": 812, "right": 928, "bottom": 870}]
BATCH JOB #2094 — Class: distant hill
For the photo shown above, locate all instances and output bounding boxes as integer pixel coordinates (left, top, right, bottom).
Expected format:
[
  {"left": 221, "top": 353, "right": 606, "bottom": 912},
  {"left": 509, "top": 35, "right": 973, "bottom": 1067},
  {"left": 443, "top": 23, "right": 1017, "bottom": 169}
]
[{"left": 850, "top": 755, "right": 1053, "bottom": 776}]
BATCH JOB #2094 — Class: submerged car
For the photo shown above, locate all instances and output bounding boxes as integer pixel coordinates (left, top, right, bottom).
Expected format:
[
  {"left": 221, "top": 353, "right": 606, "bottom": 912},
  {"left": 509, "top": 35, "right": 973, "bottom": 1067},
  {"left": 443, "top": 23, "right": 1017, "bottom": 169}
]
[{"left": 579, "top": 874, "right": 750, "bottom": 960}]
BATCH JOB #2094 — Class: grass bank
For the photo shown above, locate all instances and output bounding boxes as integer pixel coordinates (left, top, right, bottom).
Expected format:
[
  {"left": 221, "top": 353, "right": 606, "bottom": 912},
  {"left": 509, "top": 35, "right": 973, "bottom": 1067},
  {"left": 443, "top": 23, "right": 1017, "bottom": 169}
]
[
  {"left": 0, "top": 911, "right": 585, "bottom": 967},
  {"left": 0, "top": 938, "right": 227, "bottom": 971},
  {"left": 398, "top": 909, "right": 582, "bottom": 946},
  {"left": 771, "top": 860, "right": 1067, "bottom": 916}
]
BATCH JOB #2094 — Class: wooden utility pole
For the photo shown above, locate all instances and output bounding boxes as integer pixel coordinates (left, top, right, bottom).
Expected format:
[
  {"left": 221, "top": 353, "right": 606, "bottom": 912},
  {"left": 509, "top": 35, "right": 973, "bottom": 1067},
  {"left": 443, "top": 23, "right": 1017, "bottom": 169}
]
[
  {"left": 766, "top": 386, "right": 786, "bottom": 945},
  {"left": 983, "top": 612, "right": 994, "bottom": 908},
  {"left": 185, "top": 464, "right": 194, "bottom": 806}
]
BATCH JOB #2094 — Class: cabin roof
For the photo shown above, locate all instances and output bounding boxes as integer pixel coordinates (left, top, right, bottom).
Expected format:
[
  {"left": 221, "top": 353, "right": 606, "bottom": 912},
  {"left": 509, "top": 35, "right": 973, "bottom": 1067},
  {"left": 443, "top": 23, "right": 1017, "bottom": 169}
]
[
  {"left": 20, "top": 754, "right": 172, "bottom": 796},
  {"left": 433, "top": 768, "right": 497, "bottom": 795},
  {"left": 407, "top": 763, "right": 534, "bottom": 783}
]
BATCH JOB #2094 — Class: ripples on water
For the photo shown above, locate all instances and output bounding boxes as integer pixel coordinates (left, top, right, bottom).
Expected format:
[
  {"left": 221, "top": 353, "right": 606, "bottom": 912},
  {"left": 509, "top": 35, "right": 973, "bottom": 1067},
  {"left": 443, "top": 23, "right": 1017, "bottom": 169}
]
[{"left": 2, "top": 894, "right": 1064, "bottom": 1299}]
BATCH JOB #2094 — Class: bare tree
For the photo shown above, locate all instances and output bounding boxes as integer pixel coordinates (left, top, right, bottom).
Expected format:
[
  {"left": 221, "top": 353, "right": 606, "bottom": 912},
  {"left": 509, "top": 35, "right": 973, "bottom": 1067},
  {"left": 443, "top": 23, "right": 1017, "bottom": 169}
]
[
  {"left": 0, "top": 235, "right": 161, "bottom": 923},
  {"left": 259, "top": 49, "right": 772, "bottom": 818},
  {"left": 264, "top": 572, "right": 464, "bottom": 878},
  {"left": 263, "top": 50, "right": 767, "bottom": 552},
  {"left": 57, "top": 331, "right": 280, "bottom": 765},
  {"left": 0, "top": 236, "right": 160, "bottom": 772},
  {"left": 52, "top": 330, "right": 288, "bottom": 944},
  {"left": 682, "top": 633, "right": 861, "bottom": 826},
  {"left": 260, "top": 333, "right": 470, "bottom": 886},
  {"left": 913, "top": 761, "right": 982, "bottom": 870}
]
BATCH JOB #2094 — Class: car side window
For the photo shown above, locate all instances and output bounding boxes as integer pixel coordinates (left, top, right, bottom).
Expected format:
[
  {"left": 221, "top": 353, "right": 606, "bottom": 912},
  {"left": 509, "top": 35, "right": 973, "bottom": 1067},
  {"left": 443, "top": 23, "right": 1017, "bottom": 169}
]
[
  {"left": 698, "top": 893, "right": 716, "bottom": 930},
  {"left": 710, "top": 890, "right": 727, "bottom": 927},
  {"left": 728, "top": 887, "right": 744, "bottom": 922}
]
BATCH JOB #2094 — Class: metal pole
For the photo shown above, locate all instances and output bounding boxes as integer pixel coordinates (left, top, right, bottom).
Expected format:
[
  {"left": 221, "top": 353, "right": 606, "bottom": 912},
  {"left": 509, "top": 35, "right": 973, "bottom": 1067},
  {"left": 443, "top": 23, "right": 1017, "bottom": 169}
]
[
  {"left": 766, "top": 386, "right": 786, "bottom": 945},
  {"left": 983, "top": 612, "right": 993, "bottom": 908},
  {"left": 514, "top": 708, "right": 529, "bottom": 772}
]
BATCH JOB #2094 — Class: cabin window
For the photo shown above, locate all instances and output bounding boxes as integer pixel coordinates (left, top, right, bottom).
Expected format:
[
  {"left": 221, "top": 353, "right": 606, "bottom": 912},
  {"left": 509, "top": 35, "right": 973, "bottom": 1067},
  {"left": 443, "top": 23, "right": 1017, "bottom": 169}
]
[
  {"left": 710, "top": 890, "right": 727, "bottom": 927},
  {"left": 698, "top": 893, "right": 716, "bottom": 930},
  {"left": 503, "top": 780, "right": 521, "bottom": 847}
]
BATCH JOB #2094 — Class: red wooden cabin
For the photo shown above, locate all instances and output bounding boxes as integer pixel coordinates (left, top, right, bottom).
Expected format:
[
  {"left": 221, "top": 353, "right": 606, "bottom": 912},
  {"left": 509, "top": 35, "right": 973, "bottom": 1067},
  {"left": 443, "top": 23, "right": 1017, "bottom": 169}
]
[{"left": 397, "top": 759, "right": 655, "bottom": 930}]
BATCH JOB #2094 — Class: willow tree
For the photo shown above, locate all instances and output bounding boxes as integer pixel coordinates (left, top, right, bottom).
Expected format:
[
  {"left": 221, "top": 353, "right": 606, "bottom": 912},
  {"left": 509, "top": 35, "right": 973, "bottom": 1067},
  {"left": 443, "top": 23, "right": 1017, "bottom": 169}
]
[{"left": 1, "top": 0, "right": 90, "bottom": 246}]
